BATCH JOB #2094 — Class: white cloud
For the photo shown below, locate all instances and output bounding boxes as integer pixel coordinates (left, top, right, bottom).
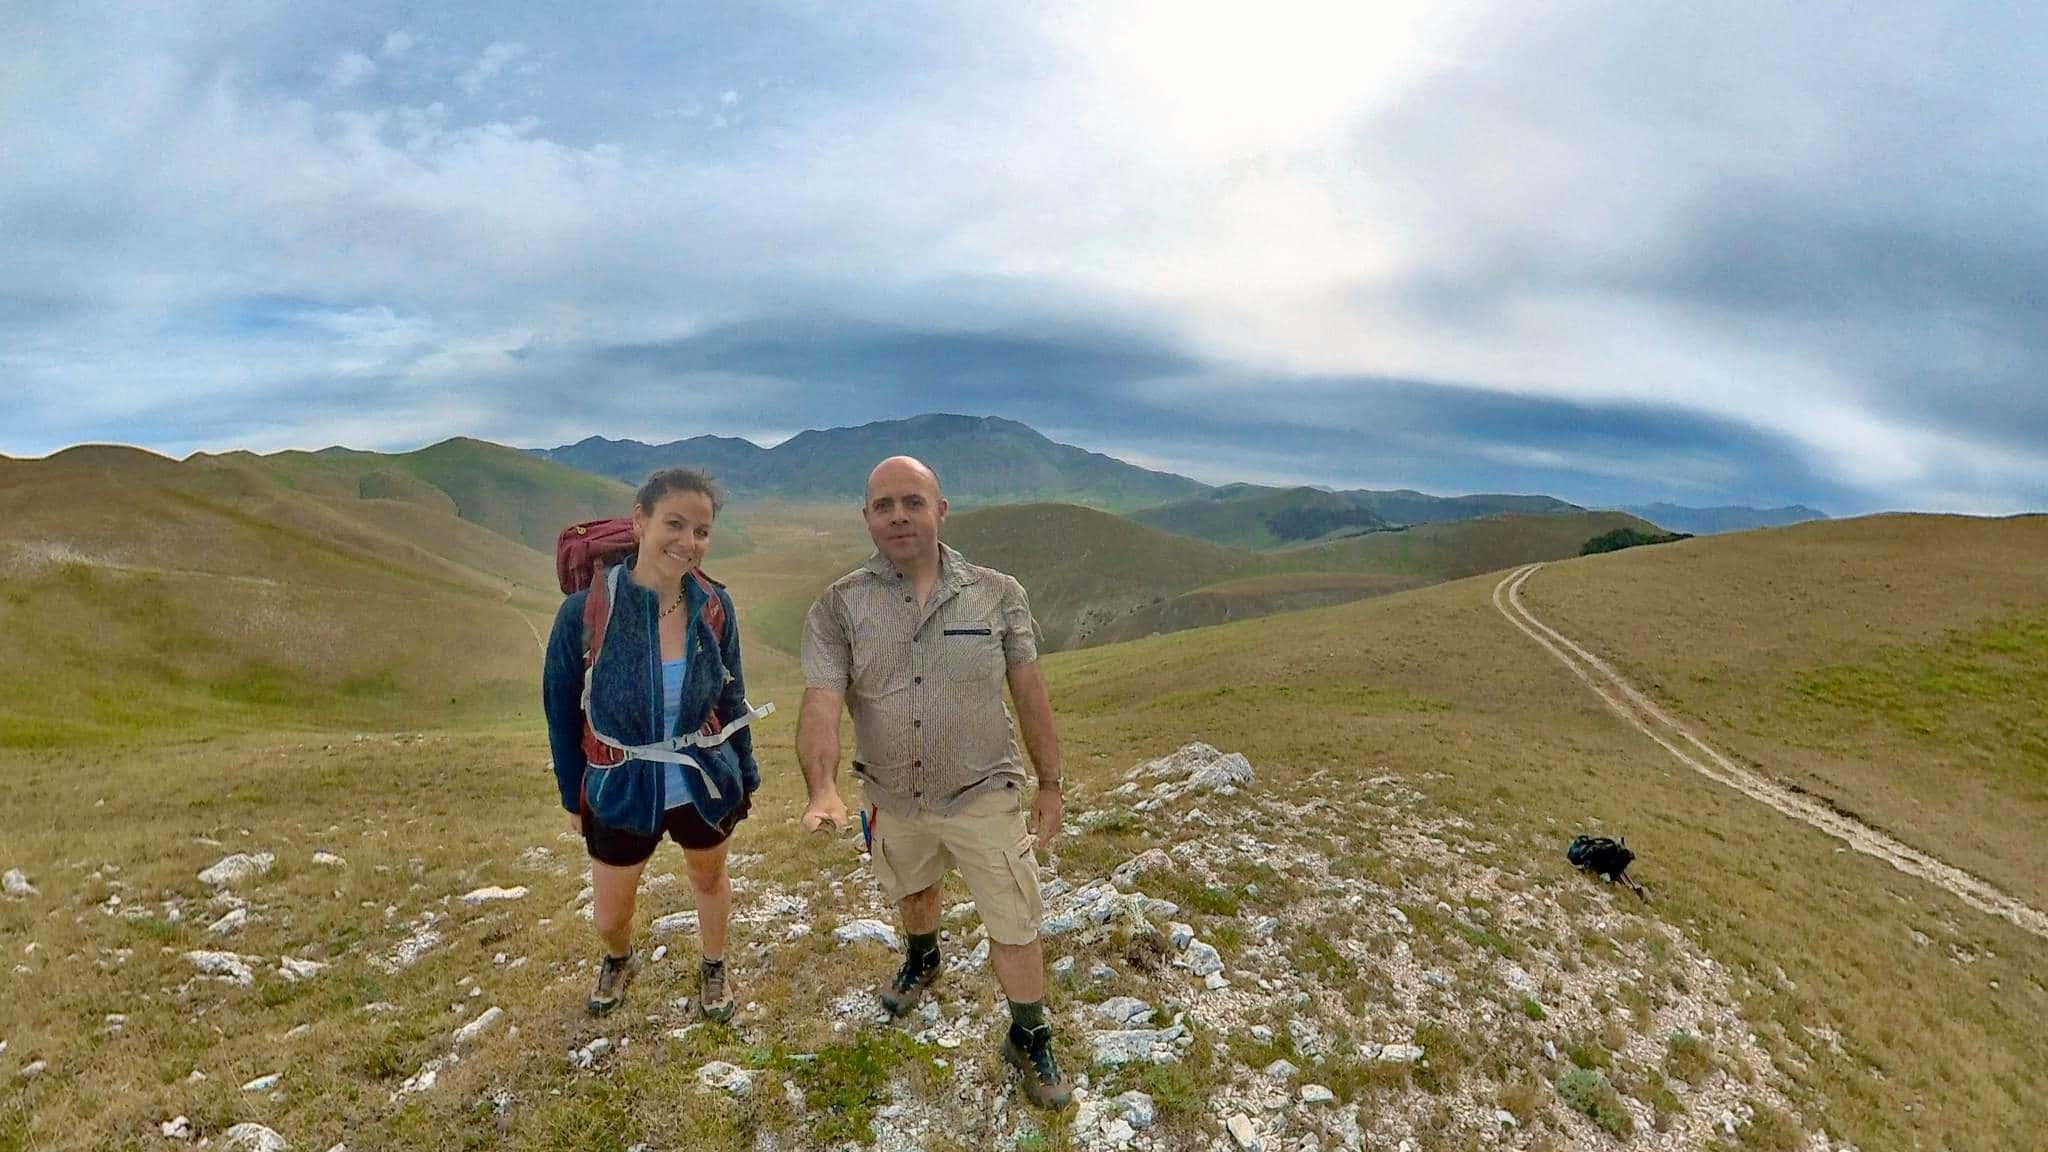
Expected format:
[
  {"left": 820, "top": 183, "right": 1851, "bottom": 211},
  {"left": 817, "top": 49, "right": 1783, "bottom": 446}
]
[
  {"left": 457, "top": 41, "right": 528, "bottom": 96},
  {"left": 4, "top": 2, "right": 2045, "bottom": 511},
  {"left": 324, "top": 50, "right": 376, "bottom": 91}
]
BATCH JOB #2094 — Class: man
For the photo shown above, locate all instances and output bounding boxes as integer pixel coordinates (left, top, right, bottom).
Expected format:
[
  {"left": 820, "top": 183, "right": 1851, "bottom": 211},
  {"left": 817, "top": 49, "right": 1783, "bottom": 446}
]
[{"left": 797, "top": 455, "right": 1072, "bottom": 1110}]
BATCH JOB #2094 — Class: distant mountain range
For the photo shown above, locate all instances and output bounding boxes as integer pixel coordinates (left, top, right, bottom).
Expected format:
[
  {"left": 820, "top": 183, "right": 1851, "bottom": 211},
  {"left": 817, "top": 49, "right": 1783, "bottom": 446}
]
[
  {"left": 1132, "top": 483, "right": 1583, "bottom": 549},
  {"left": 531, "top": 414, "right": 1206, "bottom": 512},
  {"left": 1618, "top": 503, "right": 1829, "bottom": 535}
]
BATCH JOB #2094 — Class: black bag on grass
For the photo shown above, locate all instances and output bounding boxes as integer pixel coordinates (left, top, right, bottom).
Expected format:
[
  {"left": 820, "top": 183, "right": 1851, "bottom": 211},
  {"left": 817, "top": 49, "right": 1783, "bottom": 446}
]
[{"left": 1568, "top": 835, "right": 1647, "bottom": 899}]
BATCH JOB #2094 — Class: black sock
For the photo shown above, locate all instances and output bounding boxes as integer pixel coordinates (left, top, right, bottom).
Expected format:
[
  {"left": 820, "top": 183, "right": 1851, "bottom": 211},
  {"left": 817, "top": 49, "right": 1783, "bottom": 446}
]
[
  {"left": 907, "top": 931, "right": 940, "bottom": 971},
  {"left": 1007, "top": 999, "right": 1047, "bottom": 1045}
]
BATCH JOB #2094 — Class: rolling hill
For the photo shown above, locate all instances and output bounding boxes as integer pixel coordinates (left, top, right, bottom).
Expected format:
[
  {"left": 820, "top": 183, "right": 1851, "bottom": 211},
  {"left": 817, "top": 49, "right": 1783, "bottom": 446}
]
[
  {"left": 1617, "top": 503, "right": 1829, "bottom": 535},
  {"left": 0, "top": 446, "right": 568, "bottom": 747},
  {"left": 940, "top": 505, "right": 1662, "bottom": 651},
  {"left": 1133, "top": 482, "right": 1583, "bottom": 549},
  {"left": 943, "top": 504, "right": 1261, "bottom": 650},
  {"left": 188, "top": 437, "right": 650, "bottom": 554},
  {"left": 534, "top": 413, "right": 1210, "bottom": 511}
]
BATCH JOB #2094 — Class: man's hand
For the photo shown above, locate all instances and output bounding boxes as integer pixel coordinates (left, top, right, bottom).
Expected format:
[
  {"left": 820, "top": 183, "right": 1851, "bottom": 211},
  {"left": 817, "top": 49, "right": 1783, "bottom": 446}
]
[
  {"left": 566, "top": 810, "right": 583, "bottom": 836},
  {"left": 1029, "top": 785, "right": 1062, "bottom": 849},
  {"left": 801, "top": 788, "right": 851, "bottom": 833}
]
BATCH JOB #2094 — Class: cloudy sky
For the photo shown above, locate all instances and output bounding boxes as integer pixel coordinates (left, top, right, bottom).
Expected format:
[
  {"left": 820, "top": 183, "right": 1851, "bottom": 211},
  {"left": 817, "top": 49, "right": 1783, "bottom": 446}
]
[{"left": 5, "top": 2, "right": 2044, "bottom": 513}]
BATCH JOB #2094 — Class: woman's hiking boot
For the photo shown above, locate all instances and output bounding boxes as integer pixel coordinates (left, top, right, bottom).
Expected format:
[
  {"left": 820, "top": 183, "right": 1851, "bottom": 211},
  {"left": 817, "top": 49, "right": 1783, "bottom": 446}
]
[
  {"left": 586, "top": 950, "right": 639, "bottom": 1016},
  {"left": 880, "top": 951, "right": 939, "bottom": 1016},
  {"left": 699, "top": 958, "right": 736, "bottom": 1022},
  {"left": 1001, "top": 1024, "right": 1073, "bottom": 1110}
]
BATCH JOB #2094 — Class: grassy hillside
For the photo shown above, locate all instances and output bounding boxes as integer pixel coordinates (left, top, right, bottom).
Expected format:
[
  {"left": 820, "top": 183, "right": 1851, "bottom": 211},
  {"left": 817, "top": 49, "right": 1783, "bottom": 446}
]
[
  {"left": 1619, "top": 503, "right": 1830, "bottom": 535},
  {"left": 0, "top": 449, "right": 563, "bottom": 747},
  {"left": 944, "top": 504, "right": 1259, "bottom": 649},
  {"left": 1129, "top": 485, "right": 1392, "bottom": 549},
  {"left": 1133, "top": 483, "right": 1583, "bottom": 550},
  {"left": 1514, "top": 513, "right": 2048, "bottom": 906},
  {"left": 2, "top": 515, "right": 2041, "bottom": 1151},
  {"left": 191, "top": 438, "right": 657, "bottom": 555},
  {"left": 1280, "top": 511, "right": 1655, "bottom": 579},
  {"left": 1084, "top": 571, "right": 1417, "bottom": 646},
  {"left": 940, "top": 507, "right": 1657, "bottom": 653}
]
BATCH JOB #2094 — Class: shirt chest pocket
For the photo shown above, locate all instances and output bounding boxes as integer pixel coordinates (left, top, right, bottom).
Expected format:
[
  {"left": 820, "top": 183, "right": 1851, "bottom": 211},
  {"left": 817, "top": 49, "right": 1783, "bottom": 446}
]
[{"left": 938, "top": 615, "right": 1006, "bottom": 684}]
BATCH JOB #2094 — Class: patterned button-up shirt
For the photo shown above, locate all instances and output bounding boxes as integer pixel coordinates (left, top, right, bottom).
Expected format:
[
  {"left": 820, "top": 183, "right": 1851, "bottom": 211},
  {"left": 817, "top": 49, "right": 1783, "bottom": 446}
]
[{"left": 801, "top": 543, "right": 1040, "bottom": 813}]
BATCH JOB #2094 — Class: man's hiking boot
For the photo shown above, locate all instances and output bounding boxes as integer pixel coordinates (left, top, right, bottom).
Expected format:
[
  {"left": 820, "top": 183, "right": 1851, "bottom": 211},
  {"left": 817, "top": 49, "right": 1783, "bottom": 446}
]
[
  {"left": 586, "top": 950, "right": 639, "bottom": 1017},
  {"left": 699, "top": 959, "right": 736, "bottom": 1023},
  {"left": 880, "top": 953, "right": 939, "bottom": 1017},
  {"left": 1002, "top": 1025, "right": 1073, "bottom": 1110}
]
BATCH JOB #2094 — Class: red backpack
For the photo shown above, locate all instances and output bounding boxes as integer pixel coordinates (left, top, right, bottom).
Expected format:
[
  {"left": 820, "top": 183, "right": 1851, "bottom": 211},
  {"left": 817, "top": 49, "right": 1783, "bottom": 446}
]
[{"left": 555, "top": 518, "right": 726, "bottom": 769}]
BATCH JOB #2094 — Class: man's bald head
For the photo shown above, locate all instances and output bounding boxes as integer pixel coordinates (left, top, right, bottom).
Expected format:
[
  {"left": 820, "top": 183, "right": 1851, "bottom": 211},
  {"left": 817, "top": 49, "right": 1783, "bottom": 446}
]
[
  {"left": 863, "top": 455, "right": 947, "bottom": 573},
  {"left": 865, "top": 455, "right": 941, "bottom": 503}
]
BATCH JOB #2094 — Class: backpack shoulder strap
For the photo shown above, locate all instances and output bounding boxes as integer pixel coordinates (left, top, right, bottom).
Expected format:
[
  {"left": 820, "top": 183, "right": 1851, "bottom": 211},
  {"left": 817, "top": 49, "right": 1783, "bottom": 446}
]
[
  {"left": 693, "top": 569, "right": 726, "bottom": 641},
  {"left": 583, "top": 564, "right": 621, "bottom": 666}
]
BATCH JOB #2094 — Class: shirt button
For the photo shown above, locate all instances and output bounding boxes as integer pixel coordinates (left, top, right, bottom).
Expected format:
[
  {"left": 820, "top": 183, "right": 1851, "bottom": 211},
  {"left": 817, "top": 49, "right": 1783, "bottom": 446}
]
[
  {"left": 913, "top": 760, "right": 922, "bottom": 768},
  {"left": 913, "top": 676, "right": 922, "bottom": 684},
  {"left": 903, "top": 595, "right": 912, "bottom": 603},
  {"left": 913, "top": 719, "right": 921, "bottom": 728}
]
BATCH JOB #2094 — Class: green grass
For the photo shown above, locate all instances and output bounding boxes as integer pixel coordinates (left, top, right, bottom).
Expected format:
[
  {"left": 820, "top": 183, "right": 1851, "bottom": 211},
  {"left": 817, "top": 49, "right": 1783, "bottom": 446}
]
[
  {"left": 1555, "top": 1067, "right": 1633, "bottom": 1137},
  {"left": 1795, "top": 611, "right": 2047, "bottom": 765}
]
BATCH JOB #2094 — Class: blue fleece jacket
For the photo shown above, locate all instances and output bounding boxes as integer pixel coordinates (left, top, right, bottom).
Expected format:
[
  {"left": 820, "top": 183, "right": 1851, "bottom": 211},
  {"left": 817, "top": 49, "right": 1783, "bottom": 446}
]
[{"left": 541, "top": 559, "right": 760, "bottom": 835}]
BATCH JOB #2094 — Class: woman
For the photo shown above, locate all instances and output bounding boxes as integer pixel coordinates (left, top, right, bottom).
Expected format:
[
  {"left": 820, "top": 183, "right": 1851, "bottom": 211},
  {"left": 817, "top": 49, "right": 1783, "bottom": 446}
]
[{"left": 542, "top": 468, "right": 765, "bottom": 1020}]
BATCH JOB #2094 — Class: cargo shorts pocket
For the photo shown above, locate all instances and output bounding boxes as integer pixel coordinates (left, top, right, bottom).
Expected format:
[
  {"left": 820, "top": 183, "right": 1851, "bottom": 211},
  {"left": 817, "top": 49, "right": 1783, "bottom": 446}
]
[{"left": 979, "top": 836, "right": 1045, "bottom": 946}]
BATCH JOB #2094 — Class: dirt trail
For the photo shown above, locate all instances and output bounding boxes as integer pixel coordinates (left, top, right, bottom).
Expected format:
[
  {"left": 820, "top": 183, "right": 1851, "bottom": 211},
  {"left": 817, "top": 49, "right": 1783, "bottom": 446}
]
[{"left": 1494, "top": 563, "right": 2048, "bottom": 941}]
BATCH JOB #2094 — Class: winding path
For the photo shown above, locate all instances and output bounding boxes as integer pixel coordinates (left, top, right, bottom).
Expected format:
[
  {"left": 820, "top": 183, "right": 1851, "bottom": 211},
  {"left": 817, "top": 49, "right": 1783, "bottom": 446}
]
[{"left": 1493, "top": 563, "right": 2048, "bottom": 940}]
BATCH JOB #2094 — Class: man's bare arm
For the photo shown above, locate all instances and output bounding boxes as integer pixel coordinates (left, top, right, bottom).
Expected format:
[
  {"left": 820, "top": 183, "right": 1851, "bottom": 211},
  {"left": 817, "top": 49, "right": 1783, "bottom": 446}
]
[
  {"left": 797, "top": 687, "right": 850, "bottom": 830},
  {"left": 1007, "top": 661, "right": 1064, "bottom": 847}
]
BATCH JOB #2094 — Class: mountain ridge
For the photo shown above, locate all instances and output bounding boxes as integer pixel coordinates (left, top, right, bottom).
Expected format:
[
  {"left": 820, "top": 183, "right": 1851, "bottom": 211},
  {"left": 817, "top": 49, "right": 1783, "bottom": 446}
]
[{"left": 532, "top": 414, "right": 1208, "bottom": 512}]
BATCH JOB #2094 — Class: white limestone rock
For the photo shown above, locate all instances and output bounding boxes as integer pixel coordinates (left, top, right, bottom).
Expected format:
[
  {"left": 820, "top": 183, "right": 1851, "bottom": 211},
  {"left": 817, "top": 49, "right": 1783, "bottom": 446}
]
[
  {"left": 1087, "top": 1023, "right": 1188, "bottom": 1066},
  {"left": 459, "top": 886, "right": 528, "bottom": 907},
  {"left": 199, "top": 853, "right": 274, "bottom": 888},
  {"left": 651, "top": 911, "right": 700, "bottom": 937},
  {"left": 832, "top": 918, "right": 901, "bottom": 950},
  {"left": 1093, "top": 996, "right": 1155, "bottom": 1027},
  {"left": 1180, "top": 941, "right": 1224, "bottom": 977},
  {"left": 452, "top": 1006, "right": 504, "bottom": 1047},
  {"left": 184, "top": 950, "right": 255, "bottom": 987},
  {"left": 220, "top": 1125, "right": 290, "bottom": 1152},
  {"left": 1114, "top": 1090, "right": 1157, "bottom": 1129},
  {"left": 695, "top": 1060, "right": 754, "bottom": 1095}
]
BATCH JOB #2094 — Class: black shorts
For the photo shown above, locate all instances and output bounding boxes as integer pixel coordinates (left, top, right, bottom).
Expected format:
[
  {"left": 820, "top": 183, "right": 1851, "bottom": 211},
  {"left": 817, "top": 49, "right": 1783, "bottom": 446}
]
[{"left": 580, "top": 792, "right": 751, "bottom": 867}]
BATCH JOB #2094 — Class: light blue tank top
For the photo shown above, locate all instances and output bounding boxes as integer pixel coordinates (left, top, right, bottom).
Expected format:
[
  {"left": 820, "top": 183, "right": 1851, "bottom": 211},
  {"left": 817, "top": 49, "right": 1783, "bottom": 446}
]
[{"left": 660, "top": 657, "right": 693, "bottom": 811}]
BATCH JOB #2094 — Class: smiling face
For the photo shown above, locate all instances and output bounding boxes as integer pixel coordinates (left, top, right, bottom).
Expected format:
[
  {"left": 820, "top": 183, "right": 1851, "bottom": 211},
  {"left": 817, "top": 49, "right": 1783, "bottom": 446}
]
[
  {"left": 632, "top": 488, "right": 715, "bottom": 587},
  {"left": 863, "top": 456, "right": 946, "bottom": 571}
]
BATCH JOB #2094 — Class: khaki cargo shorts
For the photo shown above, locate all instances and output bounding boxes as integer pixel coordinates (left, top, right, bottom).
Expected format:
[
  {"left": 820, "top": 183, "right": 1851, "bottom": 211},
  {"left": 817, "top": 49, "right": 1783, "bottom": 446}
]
[{"left": 867, "top": 780, "right": 1045, "bottom": 945}]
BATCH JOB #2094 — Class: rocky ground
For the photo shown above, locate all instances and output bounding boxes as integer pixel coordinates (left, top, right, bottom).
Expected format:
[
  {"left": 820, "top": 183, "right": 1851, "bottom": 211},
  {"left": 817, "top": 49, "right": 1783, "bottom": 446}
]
[{"left": 5, "top": 743, "right": 1857, "bottom": 1150}]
